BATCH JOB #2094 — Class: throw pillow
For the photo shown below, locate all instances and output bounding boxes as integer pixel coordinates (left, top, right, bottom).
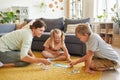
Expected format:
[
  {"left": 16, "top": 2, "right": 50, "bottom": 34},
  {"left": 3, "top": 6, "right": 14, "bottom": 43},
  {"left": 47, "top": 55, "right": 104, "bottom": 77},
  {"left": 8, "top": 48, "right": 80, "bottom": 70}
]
[
  {"left": 64, "top": 18, "right": 90, "bottom": 32},
  {"left": 24, "top": 18, "right": 41, "bottom": 23},
  {"left": 41, "top": 17, "right": 64, "bottom": 32},
  {"left": 15, "top": 21, "right": 27, "bottom": 30},
  {"left": 22, "top": 20, "right": 36, "bottom": 28},
  {"left": 0, "top": 24, "right": 16, "bottom": 36},
  {"left": 66, "top": 24, "right": 78, "bottom": 34}
]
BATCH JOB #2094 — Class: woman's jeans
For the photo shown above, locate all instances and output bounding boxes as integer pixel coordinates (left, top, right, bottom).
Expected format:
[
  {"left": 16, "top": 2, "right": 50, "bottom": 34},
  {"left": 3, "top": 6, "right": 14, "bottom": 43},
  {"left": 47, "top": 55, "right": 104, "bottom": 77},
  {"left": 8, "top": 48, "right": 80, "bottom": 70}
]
[{"left": 0, "top": 51, "right": 30, "bottom": 67}]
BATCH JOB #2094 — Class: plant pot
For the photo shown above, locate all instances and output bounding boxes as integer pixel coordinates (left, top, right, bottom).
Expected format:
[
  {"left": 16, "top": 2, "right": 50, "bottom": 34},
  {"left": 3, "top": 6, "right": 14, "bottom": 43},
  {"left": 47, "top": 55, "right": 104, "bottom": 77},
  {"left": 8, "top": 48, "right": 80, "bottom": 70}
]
[
  {"left": 118, "top": 24, "right": 120, "bottom": 35},
  {"left": 119, "top": 28, "right": 120, "bottom": 35},
  {"left": 114, "top": 23, "right": 119, "bottom": 34}
]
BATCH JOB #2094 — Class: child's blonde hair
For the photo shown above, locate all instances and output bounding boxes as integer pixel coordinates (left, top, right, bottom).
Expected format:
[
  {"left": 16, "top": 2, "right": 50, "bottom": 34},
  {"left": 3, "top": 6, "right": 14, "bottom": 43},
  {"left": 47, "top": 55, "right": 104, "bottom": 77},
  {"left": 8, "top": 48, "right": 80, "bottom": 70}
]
[
  {"left": 75, "top": 23, "right": 93, "bottom": 36},
  {"left": 50, "top": 28, "right": 65, "bottom": 49}
]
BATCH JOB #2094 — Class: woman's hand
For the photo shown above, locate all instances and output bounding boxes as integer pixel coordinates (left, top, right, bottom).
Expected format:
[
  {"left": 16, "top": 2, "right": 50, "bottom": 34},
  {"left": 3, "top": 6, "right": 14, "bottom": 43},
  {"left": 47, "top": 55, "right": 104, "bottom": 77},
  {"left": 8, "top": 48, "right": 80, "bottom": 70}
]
[{"left": 40, "top": 58, "right": 51, "bottom": 65}]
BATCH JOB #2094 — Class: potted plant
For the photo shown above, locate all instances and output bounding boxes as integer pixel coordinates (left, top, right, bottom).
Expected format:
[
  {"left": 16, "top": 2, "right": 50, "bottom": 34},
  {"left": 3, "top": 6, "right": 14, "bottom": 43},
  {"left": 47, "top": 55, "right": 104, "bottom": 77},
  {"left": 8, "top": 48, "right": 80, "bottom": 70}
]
[
  {"left": 97, "top": 9, "right": 108, "bottom": 22},
  {"left": 97, "top": 15, "right": 103, "bottom": 22},
  {"left": 111, "top": 3, "right": 120, "bottom": 34},
  {"left": 39, "top": 1, "right": 46, "bottom": 12},
  {"left": 0, "top": 11, "right": 17, "bottom": 24}
]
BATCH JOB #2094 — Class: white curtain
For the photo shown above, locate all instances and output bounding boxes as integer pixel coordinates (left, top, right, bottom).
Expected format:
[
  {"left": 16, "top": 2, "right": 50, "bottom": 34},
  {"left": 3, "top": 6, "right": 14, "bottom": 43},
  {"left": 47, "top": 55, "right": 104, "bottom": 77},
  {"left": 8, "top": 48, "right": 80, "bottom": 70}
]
[{"left": 94, "top": 0, "right": 119, "bottom": 21}]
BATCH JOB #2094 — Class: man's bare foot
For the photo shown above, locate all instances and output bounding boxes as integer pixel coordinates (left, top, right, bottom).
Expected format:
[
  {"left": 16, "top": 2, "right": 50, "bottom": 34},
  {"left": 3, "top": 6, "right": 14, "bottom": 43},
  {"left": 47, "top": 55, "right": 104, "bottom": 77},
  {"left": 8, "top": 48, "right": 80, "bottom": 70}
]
[{"left": 85, "top": 69, "right": 96, "bottom": 74}]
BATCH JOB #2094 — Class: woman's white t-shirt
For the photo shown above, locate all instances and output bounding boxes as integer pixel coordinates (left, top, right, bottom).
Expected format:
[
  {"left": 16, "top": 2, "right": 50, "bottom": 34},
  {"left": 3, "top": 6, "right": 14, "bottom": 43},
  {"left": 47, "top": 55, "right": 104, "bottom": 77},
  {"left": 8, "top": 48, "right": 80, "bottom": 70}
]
[{"left": 0, "top": 28, "right": 33, "bottom": 59}]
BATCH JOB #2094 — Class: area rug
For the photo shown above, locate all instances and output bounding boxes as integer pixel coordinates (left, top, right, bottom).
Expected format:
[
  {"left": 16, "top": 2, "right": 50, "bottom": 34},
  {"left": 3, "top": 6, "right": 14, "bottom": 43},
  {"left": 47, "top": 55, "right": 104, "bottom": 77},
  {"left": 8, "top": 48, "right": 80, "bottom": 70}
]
[{"left": 0, "top": 52, "right": 102, "bottom": 80}]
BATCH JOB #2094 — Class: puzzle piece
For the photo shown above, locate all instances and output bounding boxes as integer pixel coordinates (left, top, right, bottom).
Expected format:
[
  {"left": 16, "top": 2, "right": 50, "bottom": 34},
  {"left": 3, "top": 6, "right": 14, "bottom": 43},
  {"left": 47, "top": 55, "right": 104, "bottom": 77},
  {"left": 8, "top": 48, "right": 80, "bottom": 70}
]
[
  {"left": 35, "top": 63, "right": 50, "bottom": 70},
  {"left": 53, "top": 63, "right": 69, "bottom": 68},
  {"left": 71, "top": 68, "right": 80, "bottom": 74},
  {"left": 47, "top": 58, "right": 55, "bottom": 61}
]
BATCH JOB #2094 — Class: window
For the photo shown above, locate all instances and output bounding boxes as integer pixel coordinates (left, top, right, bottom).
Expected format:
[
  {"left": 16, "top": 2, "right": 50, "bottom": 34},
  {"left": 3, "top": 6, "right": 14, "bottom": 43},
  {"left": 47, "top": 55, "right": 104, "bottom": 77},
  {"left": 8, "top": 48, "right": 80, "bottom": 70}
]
[
  {"left": 94, "top": 0, "right": 120, "bottom": 21},
  {"left": 69, "top": 0, "right": 83, "bottom": 19}
]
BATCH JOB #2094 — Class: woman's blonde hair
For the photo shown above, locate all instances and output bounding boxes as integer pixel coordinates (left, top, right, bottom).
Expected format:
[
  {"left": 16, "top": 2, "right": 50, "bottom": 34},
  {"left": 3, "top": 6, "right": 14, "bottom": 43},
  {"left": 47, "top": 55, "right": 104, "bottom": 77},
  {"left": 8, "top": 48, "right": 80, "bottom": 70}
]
[
  {"left": 50, "top": 28, "right": 65, "bottom": 49},
  {"left": 75, "top": 23, "right": 93, "bottom": 36}
]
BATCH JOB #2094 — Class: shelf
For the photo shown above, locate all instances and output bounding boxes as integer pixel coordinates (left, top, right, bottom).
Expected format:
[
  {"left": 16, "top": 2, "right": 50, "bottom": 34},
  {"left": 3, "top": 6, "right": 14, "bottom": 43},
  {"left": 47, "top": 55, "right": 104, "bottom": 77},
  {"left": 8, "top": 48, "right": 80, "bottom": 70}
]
[
  {"left": 11, "top": 6, "right": 29, "bottom": 23},
  {"left": 92, "top": 22, "right": 114, "bottom": 44},
  {"left": 92, "top": 22, "right": 120, "bottom": 47},
  {"left": 99, "top": 23, "right": 114, "bottom": 44}
]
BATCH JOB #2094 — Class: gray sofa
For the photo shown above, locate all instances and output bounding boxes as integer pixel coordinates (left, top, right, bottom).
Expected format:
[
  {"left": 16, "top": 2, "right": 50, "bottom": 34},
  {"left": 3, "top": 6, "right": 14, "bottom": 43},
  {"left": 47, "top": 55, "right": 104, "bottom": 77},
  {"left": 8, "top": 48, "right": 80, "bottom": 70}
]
[
  {"left": 25, "top": 17, "right": 90, "bottom": 56},
  {"left": 0, "top": 17, "right": 90, "bottom": 56}
]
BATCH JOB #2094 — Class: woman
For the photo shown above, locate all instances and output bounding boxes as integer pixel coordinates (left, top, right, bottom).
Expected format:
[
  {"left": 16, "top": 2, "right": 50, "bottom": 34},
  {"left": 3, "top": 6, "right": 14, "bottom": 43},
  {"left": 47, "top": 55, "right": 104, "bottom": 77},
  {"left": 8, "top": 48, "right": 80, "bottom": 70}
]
[{"left": 0, "top": 20, "right": 51, "bottom": 67}]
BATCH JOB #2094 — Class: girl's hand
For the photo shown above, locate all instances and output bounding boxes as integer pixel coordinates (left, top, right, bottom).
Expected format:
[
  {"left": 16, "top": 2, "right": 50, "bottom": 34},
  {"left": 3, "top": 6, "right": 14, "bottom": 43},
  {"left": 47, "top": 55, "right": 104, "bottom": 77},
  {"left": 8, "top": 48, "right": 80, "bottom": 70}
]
[
  {"left": 54, "top": 51, "right": 61, "bottom": 56},
  {"left": 69, "top": 62, "right": 74, "bottom": 67},
  {"left": 67, "top": 58, "right": 72, "bottom": 63},
  {"left": 40, "top": 58, "right": 51, "bottom": 65},
  {"left": 69, "top": 61, "right": 77, "bottom": 68}
]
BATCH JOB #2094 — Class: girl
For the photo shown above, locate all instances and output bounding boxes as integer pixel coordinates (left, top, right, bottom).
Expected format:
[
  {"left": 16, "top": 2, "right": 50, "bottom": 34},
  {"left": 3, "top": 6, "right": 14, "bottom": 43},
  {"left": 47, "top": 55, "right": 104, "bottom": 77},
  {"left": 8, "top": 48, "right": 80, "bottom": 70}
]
[{"left": 42, "top": 28, "right": 71, "bottom": 62}]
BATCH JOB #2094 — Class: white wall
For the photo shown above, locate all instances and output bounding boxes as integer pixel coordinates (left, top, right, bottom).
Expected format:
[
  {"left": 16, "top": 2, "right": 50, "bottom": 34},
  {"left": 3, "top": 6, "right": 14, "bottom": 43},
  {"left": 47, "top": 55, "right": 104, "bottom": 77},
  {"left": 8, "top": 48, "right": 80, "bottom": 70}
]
[
  {"left": 0, "top": 0, "right": 65, "bottom": 19},
  {"left": 0, "top": 0, "right": 94, "bottom": 19}
]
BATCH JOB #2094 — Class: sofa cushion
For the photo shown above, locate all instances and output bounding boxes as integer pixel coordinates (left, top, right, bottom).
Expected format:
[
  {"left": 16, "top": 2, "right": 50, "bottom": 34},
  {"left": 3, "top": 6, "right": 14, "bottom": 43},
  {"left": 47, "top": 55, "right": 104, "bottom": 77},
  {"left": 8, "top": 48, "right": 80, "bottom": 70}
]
[
  {"left": 41, "top": 17, "right": 64, "bottom": 32},
  {"left": 16, "top": 21, "right": 28, "bottom": 29},
  {"left": 24, "top": 18, "right": 41, "bottom": 23},
  {"left": 33, "top": 32, "right": 50, "bottom": 41},
  {"left": 64, "top": 18, "right": 90, "bottom": 32},
  {"left": 0, "top": 24, "right": 16, "bottom": 36},
  {"left": 66, "top": 24, "right": 79, "bottom": 34},
  {"left": 32, "top": 32, "right": 50, "bottom": 51},
  {"left": 65, "top": 33, "right": 83, "bottom": 43}
]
